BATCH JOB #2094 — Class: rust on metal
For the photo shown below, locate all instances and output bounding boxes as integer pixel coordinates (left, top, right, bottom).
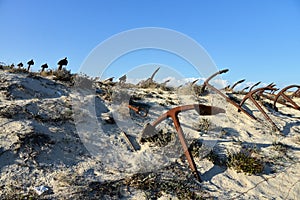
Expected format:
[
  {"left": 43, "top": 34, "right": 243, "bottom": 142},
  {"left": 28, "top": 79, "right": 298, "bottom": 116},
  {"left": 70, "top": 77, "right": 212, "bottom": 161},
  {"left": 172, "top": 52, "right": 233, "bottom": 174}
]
[
  {"left": 141, "top": 104, "right": 225, "bottom": 182},
  {"left": 138, "top": 67, "right": 161, "bottom": 87},
  {"left": 230, "top": 79, "right": 245, "bottom": 91},
  {"left": 256, "top": 84, "right": 285, "bottom": 104},
  {"left": 191, "top": 79, "right": 200, "bottom": 86},
  {"left": 239, "top": 85, "right": 279, "bottom": 131},
  {"left": 200, "top": 70, "right": 283, "bottom": 131},
  {"left": 292, "top": 88, "right": 300, "bottom": 98},
  {"left": 224, "top": 79, "right": 245, "bottom": 93},
  {"left": 256, "top": 83, "right": 276, "bottom": 96},
  {"left": 201, "top": 69, "right": 257, "bottom": 120},
  {"left": 249, "top": 81, "right": 261, "bottom": 92},
  {"left": 128, "top": 104, "right": 148, "bottom": 117},
  {"left": 273, "top": 85, "right": 300, "bottom": 111},
  {"left": 148, "top": 67, "right": 160, "bottom": 82},
  {"left": 239, "top": 86, "right": 249, "bottom": 94}
]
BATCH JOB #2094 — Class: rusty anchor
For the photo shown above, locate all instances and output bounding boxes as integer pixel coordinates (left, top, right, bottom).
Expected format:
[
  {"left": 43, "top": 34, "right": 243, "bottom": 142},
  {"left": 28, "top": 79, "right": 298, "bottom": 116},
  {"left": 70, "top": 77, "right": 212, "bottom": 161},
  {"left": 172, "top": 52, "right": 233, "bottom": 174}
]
[
  {"left": 128, "top": 104, "right": 148, "bottom": 117},
  {"left": 249, "top": 81, "right": 261, "bottom": 92},
  {"left": 141, "top": 104, "right": 225, "bottom": 182},
  {"left": 224, "top": 78, "right": 245, "bottom": 93},
  {"left": 230, "top": 79, "right": 246, "bottom": 91},
  {"left": 256, "top": 83, "right": 282, "bottom": 102},
  {"left": 238, "top": 86, "right": 250, "bottom": 95},
  {"left": 256, "top": 84, "right": 300, "bottom": 112},
  {"left": 292, "top": 88, "right": 300, "bottom": 98},
  {"left": 200, "top": 69, "right": 257, "bottom": 121},
  {"left": 200, "top": 69, "right": 282, "bottom": 131},
  {"left": 233, "top": 81, "right": 262, "bottom": 95},
  {"left": 117, "top": 104, "right": 149, "bottom": 152},
  {"left": 273, "top": 85, "right": 300, "bottom": 111},
  {"left": 239, "top": 84, "right": 280, "bottom": 131}
]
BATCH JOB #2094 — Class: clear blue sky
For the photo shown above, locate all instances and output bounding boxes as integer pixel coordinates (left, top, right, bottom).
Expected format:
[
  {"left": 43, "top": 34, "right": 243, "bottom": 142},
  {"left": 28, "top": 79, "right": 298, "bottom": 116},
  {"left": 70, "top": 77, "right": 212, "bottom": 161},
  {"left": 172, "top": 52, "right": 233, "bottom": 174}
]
[{"left": 1, "top": 0, "right": 299, "bottom": 88}]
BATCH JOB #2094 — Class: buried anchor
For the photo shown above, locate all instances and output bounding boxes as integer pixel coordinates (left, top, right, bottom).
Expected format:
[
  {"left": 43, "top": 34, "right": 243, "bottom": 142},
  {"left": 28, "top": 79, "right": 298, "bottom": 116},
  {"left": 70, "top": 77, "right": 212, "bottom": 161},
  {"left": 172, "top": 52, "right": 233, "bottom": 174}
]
[
  {"left": 140, "top": 104, "right": 225, "bottom": 182},
  {"left": 273, "top": 85, "right": 300, "bottom": 111},
  {"left": 201, "top": 69, "right": 282, "bottom": 131},
  {"left": 128, "top": 104, "right": 148, "bottom": 117},
  {"left": 200, "top": 69, "right": 257, "bottom": 120},
  {"left": 239, "top": 84, "right": 280, "bottom": 131}
]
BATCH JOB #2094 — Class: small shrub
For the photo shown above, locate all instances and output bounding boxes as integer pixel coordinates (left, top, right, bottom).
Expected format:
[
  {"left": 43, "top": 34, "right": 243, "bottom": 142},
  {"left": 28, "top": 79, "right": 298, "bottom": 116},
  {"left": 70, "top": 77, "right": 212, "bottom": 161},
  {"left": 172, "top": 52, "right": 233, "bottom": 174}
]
[
  {"left": 227, "top": 148, "right": 264, "bottom": 175},
  {"left": 53, "top": 68, "right": 73, "bottom": 82},
  {"left": 124, "top": 168, "right": 204, "bottom": 200},
  {"left": 159, "top": 84, "right": 174, "bottom": 91},
  {"left": 271, "top": 141, "right": 289, "bottom": 154},
  {"left": 189, "top": 139, "right": 203, "bottom": 157},
  {"left": 8, "top": 68, "right": 28, "bottom": 74},
  {"left": 140, "top": 129, "right": 175, "bottom": 147},
  {"left": 130, "top": 94, "right": 143, "bottom": 101},
  {"left": 73, "top": 74, "right": 94, "bottom": 89},
  {"left": 194, "top": 118, "right": 211, "bottom": 133},
  {"left": 206, "top": 150, "right": 227, "bottom": 166},
  {"left": 193, "top": 85, "right": 204, "bottom": 96},
  {"left": 268, "top": 141, "right": 294, "bottom": 169},
  {"left": 138, "top": 80, "right": 158, "bottom": 89},
  {"left": 40, "top": 70, "right": 53, "bottom": 77}
]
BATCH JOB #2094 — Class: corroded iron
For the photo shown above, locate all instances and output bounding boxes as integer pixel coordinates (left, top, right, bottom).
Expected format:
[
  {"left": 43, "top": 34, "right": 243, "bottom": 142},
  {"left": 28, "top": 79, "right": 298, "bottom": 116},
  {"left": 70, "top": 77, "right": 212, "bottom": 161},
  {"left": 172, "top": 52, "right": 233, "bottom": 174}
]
[
  {"left": 141, "top": 104, "right": 225, "bottom": 182},
  {"left": 138, "top": 67, "right": 160, "bottom": 87},
  {"left": 191, "top": 79, "right": 199, "bottom": 86},
  {"left": 224, "top": 79, "right": 245, "bottom": 93},
  {"left": 201, "top": 69, "right": 257, "bottom": 120},
  {"left": 256, "top": 83, "right": 283, "bottom": 103},
  {"left": 239, "top": 86, "right": 249, "bottom": 94},
  {"left": 292, "top": 87, "right": 300, "bottom": 98},
  {"left": 201, "top": 70, "right": 283, "bottom": 131},
  {"left": 230, "top": 79, "right": 245, "bottom": 91},
  {"left": 273, "top": 85, "right": 300, "bottom": 111},
  {"left": 239, "top": 85, "right": 280, "bottom": 131},
  {"left": 249, "top": 81, "right": 261, "bottom": 92},
  {"left": 128, "top": 104, "right": 148, "bottom": 117}
]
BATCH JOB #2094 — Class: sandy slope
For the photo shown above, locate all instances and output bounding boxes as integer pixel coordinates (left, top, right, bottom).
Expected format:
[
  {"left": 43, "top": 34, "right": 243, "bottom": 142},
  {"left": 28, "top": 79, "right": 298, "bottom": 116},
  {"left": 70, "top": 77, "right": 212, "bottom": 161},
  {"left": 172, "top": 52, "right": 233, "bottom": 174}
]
[{"left": 0, "top": 70, "right": 299, "bottom": 199}]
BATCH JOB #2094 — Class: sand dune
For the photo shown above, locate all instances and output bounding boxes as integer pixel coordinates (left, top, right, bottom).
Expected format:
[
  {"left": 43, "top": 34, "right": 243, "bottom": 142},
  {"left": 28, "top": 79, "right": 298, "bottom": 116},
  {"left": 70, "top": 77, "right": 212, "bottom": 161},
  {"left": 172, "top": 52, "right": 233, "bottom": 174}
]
[{"left": 0, "top": 69, "right": 299, "bottom": 199}]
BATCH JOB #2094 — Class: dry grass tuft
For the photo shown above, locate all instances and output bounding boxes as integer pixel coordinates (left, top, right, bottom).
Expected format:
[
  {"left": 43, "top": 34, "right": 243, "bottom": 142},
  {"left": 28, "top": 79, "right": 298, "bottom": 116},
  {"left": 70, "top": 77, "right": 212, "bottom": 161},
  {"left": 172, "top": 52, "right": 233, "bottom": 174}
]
[
  {"left": 227, "top": 148, "right": 264, "bottom": 175},
  {"left": 53, "top": 68, "right": 73, "bottom": 82},
  {"left": 194, "top": 118, "right": 212, "bottom": 133}
]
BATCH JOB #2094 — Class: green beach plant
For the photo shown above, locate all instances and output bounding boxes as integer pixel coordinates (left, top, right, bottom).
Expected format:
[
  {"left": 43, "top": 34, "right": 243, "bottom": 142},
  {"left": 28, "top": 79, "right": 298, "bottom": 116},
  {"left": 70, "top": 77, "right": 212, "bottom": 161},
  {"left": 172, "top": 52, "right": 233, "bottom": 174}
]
[{"left": 227, "top": 148, "right": 264, "bottom": 175}]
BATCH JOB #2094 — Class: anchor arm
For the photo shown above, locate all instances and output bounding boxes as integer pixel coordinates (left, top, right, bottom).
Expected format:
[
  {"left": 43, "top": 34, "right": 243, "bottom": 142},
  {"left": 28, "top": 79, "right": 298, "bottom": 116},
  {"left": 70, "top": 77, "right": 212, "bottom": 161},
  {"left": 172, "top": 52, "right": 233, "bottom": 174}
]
[
  {"left": 141, "top": 103, "right": 225, "bottom": 182},
  {"left": 202, "top": 69, "right": 229, "bottom": 92},
  {"left": 274, "top": 85, "right": 300, "bottom": 111}
]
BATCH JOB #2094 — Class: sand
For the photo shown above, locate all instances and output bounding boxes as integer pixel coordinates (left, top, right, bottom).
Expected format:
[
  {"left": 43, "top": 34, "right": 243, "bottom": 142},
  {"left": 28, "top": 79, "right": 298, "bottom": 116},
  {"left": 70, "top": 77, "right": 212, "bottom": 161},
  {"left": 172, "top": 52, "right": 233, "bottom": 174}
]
[{"left": 0, "top": 69, "right": 299, "bottom": 199}]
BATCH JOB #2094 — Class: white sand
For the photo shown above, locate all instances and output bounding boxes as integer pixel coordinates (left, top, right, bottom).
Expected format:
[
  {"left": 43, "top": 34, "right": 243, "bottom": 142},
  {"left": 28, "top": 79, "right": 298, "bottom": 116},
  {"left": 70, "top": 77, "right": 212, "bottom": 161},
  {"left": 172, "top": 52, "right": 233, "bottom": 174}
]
[{"left": 0, "top": 70, "right": 299, "bottom": 199}]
